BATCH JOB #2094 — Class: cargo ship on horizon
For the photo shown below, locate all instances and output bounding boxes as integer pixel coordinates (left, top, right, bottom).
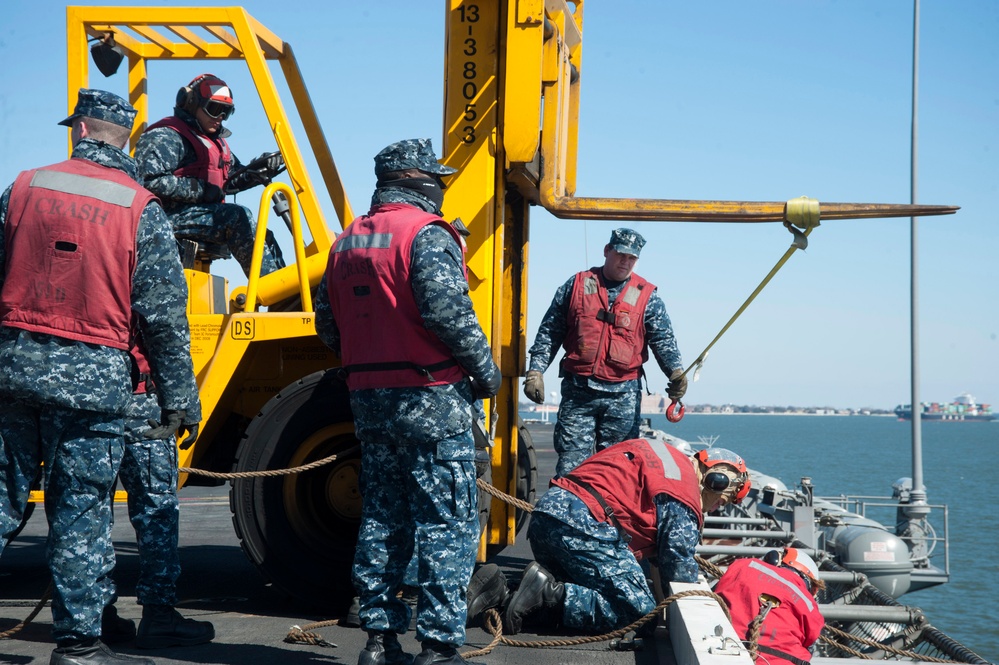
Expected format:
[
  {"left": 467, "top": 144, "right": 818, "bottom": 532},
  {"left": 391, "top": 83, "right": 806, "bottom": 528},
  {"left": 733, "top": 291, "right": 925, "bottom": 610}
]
[{"left": 894, "top": 392, "right": 996, "bottom": 421}]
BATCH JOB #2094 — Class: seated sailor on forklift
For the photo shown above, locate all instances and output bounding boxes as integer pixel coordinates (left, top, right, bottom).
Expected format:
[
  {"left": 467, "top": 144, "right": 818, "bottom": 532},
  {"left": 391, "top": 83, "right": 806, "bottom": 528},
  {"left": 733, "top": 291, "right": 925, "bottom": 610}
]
[
  {"left": 523, "top": 227, "right": 687, "bottom": 479},
  {"left": 467, "top": 445, "right": 750, "bottom": 635},
  {"left": 714, "top": 547, "right": 826, "bottom": 665},
  {"left": 135, "top": 73, "right": 285, "bottom": 276}
]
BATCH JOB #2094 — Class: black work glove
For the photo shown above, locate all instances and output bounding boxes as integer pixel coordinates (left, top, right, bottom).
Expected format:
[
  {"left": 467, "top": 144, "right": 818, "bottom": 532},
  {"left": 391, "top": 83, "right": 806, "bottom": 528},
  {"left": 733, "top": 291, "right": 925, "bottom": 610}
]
[
  {"left": 224, "top": 169, "right": 266, "bottom": 194},
  {"left": 470, "top": 373, "right": 502, "bottom": 400},
  {"left": 201, "top": 183, "right": 224, "bottom": 204},
  {"left": 523, "top": 370, "right": 545, "bottom": 405},
  {"left": 260, "top": 152, "right": 284, "bottom": 178},
  {"left": 667, "top": 368, "right": 688, "bottom": 401},
  {"left": 145, "top": 409, "right": 200, "bottom": 449}
]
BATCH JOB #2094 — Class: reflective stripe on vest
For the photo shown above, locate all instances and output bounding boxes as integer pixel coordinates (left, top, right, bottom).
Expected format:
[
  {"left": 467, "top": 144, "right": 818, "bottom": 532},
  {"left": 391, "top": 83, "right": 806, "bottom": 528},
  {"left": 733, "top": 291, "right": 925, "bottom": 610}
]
[
  {"left": 326, "top": 203, "right": 467, "bottom": 390},
  {"left": 560, "top": 268, "right": 655, "bottom": 382},
  {"left": 550, "top": 438, "right": 703, "bottom": 559},
  {"left": 0, "top": 159, "right": 149, "bottom": 350},
  {"left": 30, "top": 170, "right": 139, "bottom": 207},
  {"left": 748, "top": 560, "right": 815, "bottom": 611}
]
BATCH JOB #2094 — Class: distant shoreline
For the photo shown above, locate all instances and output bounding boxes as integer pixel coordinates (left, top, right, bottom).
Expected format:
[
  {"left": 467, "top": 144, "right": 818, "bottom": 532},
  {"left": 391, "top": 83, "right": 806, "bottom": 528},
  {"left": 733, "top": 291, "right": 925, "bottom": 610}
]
[
  {"left": 522, "top": 412, "right": 898, "bottom": 419},
  {"left": 640, "top": 411, "right": 898, "bottom": 417}
]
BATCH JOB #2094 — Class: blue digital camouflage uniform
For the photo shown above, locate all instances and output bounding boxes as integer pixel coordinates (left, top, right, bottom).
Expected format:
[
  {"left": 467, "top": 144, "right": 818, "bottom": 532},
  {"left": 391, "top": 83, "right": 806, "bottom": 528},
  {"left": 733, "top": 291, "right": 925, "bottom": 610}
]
[
  {"left": 118, "top": 390, "right": 183, "bottom": 606},
  {"left": 315, "top": 169, "right": 499, "bottom": 647},
  {"left": 528, "top": 271, "right": 682, "bottom": 477},
  {"left": 528, "top": 486, "right": 699, "bottom": 632},
  {"left": 135, "top": 108, "right": 285, "bottom": 277},
  {"left": 0, "top": 96, "right": 200, "bottom": 645}
]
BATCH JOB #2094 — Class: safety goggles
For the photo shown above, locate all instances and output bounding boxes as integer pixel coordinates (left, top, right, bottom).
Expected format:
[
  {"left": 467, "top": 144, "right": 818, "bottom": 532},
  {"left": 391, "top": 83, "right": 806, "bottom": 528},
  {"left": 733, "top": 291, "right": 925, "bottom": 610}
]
[
  {"left": 704, "top": 471, "right": 751, "bottom": 503},
  {"left": 203, "top": 100, "right": 234, "bottom": 120}
]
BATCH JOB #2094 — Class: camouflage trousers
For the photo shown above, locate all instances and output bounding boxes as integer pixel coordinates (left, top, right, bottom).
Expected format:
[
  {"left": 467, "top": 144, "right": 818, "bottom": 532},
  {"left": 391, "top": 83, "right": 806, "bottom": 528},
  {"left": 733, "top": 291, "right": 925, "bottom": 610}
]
[
  {"left": 117, "top": 390, "right": 181, "bottom": 607},
  {"left": 169, "top": 201, "right": 285, "bottom": 277},
  {"left": 553, "top": 379, "right": 641, "bottom": 477},
  {"left": 0, "top": 401, "right": 123, "bottom": 643},
  {"left": 352, "top": 430, "right": 478, "bottom": 646},
  {"left": 529, "top": 488, "right": 655, "bottom": 633}
]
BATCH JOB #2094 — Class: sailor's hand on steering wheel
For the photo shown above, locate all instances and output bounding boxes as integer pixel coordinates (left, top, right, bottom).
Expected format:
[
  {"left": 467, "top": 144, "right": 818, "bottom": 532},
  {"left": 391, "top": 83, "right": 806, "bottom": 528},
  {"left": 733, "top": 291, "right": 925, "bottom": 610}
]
[{"left": 224, "top": 150, "right": 285, "bottom": 194}]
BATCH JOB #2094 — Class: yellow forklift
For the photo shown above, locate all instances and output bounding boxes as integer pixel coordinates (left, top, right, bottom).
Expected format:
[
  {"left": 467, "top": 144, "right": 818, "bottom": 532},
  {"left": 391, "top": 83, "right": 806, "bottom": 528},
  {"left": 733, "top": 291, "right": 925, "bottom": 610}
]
[{"left": 63, "top": 3, "right": 954, "bottom": 608}]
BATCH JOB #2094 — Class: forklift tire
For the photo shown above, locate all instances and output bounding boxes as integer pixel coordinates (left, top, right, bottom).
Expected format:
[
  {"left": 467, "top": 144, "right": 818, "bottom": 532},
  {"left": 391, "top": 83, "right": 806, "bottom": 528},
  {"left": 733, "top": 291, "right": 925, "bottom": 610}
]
[
  {"left": 230, "top": 370, "right": 361, "bottom": 610},
  {"left": 484, "top": 421, "right": 538, "bottom": 559}
]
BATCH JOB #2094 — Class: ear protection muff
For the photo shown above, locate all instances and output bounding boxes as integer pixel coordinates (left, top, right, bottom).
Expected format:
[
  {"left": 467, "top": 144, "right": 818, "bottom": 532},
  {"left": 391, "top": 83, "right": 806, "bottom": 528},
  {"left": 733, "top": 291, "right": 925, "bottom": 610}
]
[
  {"left": 175, "top": 74, "right": 222, "bottom": 115},
  {"left": 175, "top": 84, "right": 195, "bottom": 113},
  {"left": 695, "top": 448, "right": 751, "bottom": 504}
]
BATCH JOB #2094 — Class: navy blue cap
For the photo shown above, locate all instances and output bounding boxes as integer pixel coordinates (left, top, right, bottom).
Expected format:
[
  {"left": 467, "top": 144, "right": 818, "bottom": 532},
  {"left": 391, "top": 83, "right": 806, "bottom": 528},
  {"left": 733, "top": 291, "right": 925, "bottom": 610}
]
[
  {"left": 374, "top": 138, "right": 457, "bottom": 177},
  {"left": 608, "top": 228, "right": 646, "bottom": 257},
  {"left": 59, "top": 88, "right": 137, "bottom": 129}
]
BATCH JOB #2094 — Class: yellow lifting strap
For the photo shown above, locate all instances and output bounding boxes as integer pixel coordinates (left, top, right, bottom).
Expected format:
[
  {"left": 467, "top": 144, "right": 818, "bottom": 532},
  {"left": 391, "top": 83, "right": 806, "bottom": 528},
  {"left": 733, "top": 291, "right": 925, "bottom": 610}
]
[{"left": 680, "top": 197, "right": 820, "bottom": 382}]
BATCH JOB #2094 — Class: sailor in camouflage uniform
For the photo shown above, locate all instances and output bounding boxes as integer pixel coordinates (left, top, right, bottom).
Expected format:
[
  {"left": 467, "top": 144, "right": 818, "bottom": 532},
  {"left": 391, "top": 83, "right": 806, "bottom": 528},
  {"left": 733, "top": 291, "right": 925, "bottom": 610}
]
[
  {"left": 135, "top": 73, "right": 285, "bottom": 277},
  {"left": 0, "top": 89, "right": 199, "bottom": 665},
  {"left": 524, "top": 228, "right": 687, "bottom": 478},
  {"left": 101, "top": 334, "right": 215, "bottom": 649},
  {"left": 479, "top": 445, "right": 749, "bottom": 635},
  {"left": 315, "top": 138, "right": 501, "bottom": 665}
]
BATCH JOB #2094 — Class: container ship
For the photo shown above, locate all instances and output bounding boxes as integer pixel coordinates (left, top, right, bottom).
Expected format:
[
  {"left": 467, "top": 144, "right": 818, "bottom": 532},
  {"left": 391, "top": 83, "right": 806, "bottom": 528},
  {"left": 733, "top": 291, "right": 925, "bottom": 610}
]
[{"left": 895, "top": 393, "right": 996, "bottom": 421}]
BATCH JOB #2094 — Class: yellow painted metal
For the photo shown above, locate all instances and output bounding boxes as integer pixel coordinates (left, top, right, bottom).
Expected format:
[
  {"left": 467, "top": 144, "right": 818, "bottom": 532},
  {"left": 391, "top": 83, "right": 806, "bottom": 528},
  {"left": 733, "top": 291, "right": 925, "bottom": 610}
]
[
  {"left": 30, "top": 490, "right": 128, "bottom": 504},
  {"left": 243, "top": 182, "right": 312, "bottom": 313},
  {"left": 177, "top": 310, "right": 322, "bottom": 481},
  {"left": 64, "top": 5, "right": 346, "bottom": 279},
  {"left": 444, "top": 1, "right": 512, "bottom": 550},
  {"left": 503, "top": 0, "right": 543, "bottom": 164}
]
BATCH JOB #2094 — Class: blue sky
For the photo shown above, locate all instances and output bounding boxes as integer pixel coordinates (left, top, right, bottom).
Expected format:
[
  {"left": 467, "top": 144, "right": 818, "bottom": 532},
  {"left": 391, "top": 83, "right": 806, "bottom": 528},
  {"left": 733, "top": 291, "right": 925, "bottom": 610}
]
[{"left": 1, "top": 1, "right": 996, "bottom": 410}]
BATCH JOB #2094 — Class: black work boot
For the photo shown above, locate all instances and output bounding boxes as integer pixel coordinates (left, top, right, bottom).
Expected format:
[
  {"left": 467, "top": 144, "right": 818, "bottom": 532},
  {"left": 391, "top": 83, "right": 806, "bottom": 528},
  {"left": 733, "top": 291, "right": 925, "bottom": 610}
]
[
  {"left": 413, "top": 640, "right": 467, "bottom": 665},
  {"left": 100, "top": 604, "right": 136, "bottom": 644},
  {"left": 50, "top": 639, "right": 155, "bottom": 665},
  {"left": 465, "top": 564, "right": 508, "bottom": 626},
  {"left": 135, "top": 604, "right": 214, "bottom": 649},
  {"left": 358, "top": 631, "right": 412, "bottom": 665},
  {"left": 502, "top": 561, "right": 565, "bottom": 635}
]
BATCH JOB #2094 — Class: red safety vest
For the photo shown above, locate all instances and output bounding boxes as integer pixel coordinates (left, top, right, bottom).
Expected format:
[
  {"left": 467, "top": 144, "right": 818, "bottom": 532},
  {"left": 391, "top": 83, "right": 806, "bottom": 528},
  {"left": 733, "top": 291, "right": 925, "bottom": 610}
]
[
  {"left": 560, "top": 268, "right": 654, "bottom": 382},
  {"left": 129, "top": 329, "right": 153, "bottom": 395},
  {"left": 0, "top": 158, "right": 151, "bottom": 350},
  {"left": 551, "top": 438, "right": 703, "bottom": 560},
  {"left": 325, "top": 203, "right": 468, "bottom": 390},
  {"left": 146, "top": 116, "right": 232, "bottom": 189},
  {"left": 714, "top": 558, "right": 825, "bottom": 665}
]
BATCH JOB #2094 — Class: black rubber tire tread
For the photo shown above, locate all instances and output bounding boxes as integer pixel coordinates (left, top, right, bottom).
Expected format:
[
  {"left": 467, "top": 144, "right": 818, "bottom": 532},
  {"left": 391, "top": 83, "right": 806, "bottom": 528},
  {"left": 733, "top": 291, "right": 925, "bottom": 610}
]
[
  {"left": 230, "top": 369, "right": 359, "bottom": 610},
  {"left": 485, "top": 421, "right": 538, "bottom": 558}
]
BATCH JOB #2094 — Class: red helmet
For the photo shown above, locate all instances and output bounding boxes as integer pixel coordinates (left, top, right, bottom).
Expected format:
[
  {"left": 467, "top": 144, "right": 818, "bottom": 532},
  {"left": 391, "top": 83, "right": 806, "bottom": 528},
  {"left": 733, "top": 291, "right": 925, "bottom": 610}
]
[
  {"left": 178, "top": 73, "right": 235, "bottom": 120},
  {"left": 695, "top": 448, "right": 751, "bottom": 503}
]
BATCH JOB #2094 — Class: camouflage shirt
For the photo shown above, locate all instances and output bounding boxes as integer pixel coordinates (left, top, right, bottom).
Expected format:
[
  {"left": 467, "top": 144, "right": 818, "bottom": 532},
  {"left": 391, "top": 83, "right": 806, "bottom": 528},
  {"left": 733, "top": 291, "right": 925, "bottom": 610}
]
[
  {"left": 315, "top": 190, "right": 498, "bottom": 440},
  {"left": 538, "top": 486, "right": 700, "bottom": 585},
  {"left": 134, "top": 110, "right": 242, "bottom": 212},
  {"left": 528, "top": 272, "right": 682, "bottom": 393},
  {"left": 0, "top": 138, "right": 201, "bottom": 420}
]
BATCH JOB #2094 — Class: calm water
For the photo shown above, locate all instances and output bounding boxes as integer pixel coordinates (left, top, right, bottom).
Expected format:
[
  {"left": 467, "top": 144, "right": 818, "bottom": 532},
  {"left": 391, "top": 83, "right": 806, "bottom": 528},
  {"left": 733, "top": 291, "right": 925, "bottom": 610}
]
[{"left": 526, "top": 413, "right": 999, "bottom": 663}]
